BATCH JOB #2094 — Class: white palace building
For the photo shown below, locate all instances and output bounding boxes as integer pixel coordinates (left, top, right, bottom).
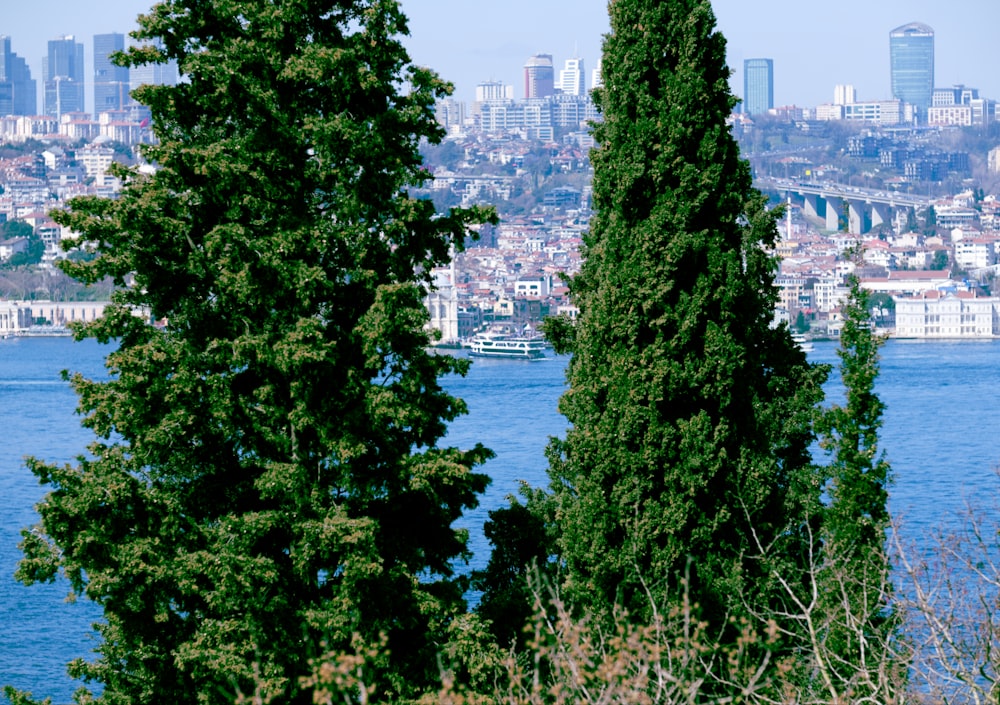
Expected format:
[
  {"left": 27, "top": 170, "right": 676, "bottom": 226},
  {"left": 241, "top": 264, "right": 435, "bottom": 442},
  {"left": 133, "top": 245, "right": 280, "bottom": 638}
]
[
  {"left": 894, "top": 290, "right": 1000, "bottom": 338},
  {"left": 0, "top": 300, "right": 109, "bottom": 336}
]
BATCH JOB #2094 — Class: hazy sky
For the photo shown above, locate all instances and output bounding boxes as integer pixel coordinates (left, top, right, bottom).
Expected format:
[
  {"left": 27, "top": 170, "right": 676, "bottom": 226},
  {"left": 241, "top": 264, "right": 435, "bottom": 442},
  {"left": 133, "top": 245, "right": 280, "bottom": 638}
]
[{"left": 3, "top": 0, "right": 997, "bottom": 113}]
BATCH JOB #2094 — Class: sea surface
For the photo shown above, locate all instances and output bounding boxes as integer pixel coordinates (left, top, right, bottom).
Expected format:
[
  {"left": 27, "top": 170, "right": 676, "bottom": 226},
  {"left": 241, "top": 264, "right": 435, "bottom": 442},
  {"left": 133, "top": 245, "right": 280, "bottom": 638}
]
[{"left": 2, "top": 336, "right": 1000, "bottom": 702}]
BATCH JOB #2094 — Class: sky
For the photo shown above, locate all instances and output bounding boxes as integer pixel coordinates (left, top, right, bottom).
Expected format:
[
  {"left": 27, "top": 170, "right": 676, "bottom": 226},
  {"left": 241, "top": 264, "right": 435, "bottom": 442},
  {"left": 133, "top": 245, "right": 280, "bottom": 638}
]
[{"left": 3, "top": 0, "right": 998, "bottom": 113}]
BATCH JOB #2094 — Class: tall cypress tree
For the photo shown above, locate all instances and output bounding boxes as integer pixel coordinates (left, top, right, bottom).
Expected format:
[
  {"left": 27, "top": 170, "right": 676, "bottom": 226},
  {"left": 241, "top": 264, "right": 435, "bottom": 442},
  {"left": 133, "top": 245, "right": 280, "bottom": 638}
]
[
  {"left": 813, "top": 274, "right": 898, "bottom": 698},
  {"left": 546, "top": 0, "right": 827, "bottom": 627},
  {"left": 15, "top": 1, "right": 492, "bottom": 703}
]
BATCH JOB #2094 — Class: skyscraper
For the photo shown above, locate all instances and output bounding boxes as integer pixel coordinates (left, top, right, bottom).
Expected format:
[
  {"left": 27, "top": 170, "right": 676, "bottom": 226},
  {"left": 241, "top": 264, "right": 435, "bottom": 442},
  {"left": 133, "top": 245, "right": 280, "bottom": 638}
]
[
  {"left": 523, "top": 54, "right": 554, "bottom": 99},
  {"left": 94, "top": 33, "right": 129, "bottom": 117},
  {"left": 890, "top": 22, "right": 934, "bottom": 117},
  {"left": 558, "top": 57, "right": 586, "bottom": 96},
  {"left": 128, "top": 38, "right": 179, "bottom": 123},
  {"left": 0, "top": 35, "right": 36, "bottom": 116},
  {"left": 43, "top": 35, "right": 84, "bottom": 119},
  {"left": 743, "top": 58, "right": 773, "bottom": 116}
]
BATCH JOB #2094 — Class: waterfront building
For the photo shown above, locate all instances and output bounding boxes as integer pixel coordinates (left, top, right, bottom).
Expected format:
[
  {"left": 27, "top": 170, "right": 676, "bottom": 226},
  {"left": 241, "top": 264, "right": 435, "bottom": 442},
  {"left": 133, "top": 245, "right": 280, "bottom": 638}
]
[
  {"left": 94, "top": 33, "right": 129, "bottom": 118},
  {"left": 890, "top": 22, "right": 934, "bottom": 118},
  {"left": 0, "top": 36, "right": 37, "bottom": 116},
  {"left": 894, "top": 290, "right": 999, "bottom": 338},
  {"left": 523, "top": 54, "right": 554, "bottom": 99},
  {"left": 43, "top": 35, "right": 85, "bottom": 119},
  {"left": 557, "top": 57, "right": 585, "bottom": 96},
  {"left": 743, "top": 58, "right": 773, "bottom": 116}
]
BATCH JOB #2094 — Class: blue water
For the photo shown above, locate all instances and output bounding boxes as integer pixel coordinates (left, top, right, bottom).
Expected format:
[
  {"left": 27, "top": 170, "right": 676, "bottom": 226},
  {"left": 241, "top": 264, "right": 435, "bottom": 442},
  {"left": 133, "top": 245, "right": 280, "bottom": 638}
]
[{"left": 3, "top": 337, "right": 1000, "bottom": 702}]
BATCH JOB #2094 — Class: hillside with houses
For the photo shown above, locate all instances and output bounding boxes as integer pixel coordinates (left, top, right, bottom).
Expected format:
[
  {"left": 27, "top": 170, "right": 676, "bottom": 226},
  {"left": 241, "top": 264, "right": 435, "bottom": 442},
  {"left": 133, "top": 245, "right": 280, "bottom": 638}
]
[{"left": 2, "top": 117, "right": 1000, "bottom": 340}]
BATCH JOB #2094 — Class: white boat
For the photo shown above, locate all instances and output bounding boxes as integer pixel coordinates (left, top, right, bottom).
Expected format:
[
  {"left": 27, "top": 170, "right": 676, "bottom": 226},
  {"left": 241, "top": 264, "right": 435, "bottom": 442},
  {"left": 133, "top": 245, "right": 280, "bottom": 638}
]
[
  {"left": 468, "top": 333, "right": 546, "bottom": 360},
  {"left": 792, "top": 333, "right": 814, "bottom": 352}
]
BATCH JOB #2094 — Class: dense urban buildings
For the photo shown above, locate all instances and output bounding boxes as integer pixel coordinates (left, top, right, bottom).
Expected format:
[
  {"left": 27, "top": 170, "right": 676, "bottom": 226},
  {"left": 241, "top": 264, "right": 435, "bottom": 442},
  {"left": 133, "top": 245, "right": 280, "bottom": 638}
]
[
  {"left": 0, "top": 21, "right": 998, "bottom": 345},
  {"left": 743, "top": 58, "right": 774, "bottom": 116},
  {"left": 42, "top": 35, "right": 84, "bottom": 119},
  {"left": 890, "top": 22, "right": 935, "bottom": 117}
]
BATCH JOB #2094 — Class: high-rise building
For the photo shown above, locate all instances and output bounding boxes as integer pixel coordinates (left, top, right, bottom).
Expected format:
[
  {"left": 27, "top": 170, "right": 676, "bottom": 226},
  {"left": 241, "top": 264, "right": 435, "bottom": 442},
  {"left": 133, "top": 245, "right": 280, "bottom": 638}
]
[
  {"left": 523, "top": 54, "right": 554, "bottom": 99},
  {"left": 743, "top": 58, "right": 773, "bottom": 116},
  {"left": 475, "top": 80, "right": 513, "bottom": 102},
  {"left": 557, "top": 57, "right": 585, "bottom": 96},
  {"left": 43, "top": 35, "right": 85, "bottom": 119},
  {"left": 0, "top": 35, "right": 37, "bottom": 116},
  {"left": 94, "top": 33, "right": 130, "bottom": 117},
  {"left": 834, "top": 84, "right": 857, "bottom": 106},
  {"left": 128, "top": 38, "right": 179, "bottom": 123},
  {"left": 890, "top": 22, "right": 934, "bottom": 117},
  {"left": 591, "top": 58, "right": 603, "bottom": 92}
]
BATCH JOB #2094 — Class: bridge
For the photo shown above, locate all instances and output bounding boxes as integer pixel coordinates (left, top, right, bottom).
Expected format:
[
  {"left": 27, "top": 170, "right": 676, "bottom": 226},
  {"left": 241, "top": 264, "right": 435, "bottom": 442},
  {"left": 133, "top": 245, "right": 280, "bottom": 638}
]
[{"left": 754, "top": 177, "right": 932, "bottom": 234}]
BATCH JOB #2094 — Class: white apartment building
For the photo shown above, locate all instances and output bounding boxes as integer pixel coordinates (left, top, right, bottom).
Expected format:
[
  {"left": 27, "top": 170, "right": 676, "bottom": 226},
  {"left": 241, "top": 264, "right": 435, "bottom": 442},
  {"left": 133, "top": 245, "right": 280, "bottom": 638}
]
[
  {"left": 953, "top": 238, "right": 998, "bottom": 270},
  {"left": 812, "top": 277, "right": 849, "bottom": 313},
  {"left": 894, "top": 290, "right": 1000, "bottom": 338},
  {"left": 557, "top": 58, "right": 586, "bottom": 96}
]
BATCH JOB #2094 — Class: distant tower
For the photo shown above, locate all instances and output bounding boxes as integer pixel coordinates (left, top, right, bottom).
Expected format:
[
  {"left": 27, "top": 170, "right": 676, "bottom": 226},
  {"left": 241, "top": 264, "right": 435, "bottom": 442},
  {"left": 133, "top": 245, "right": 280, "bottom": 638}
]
[
  {"left": 128, "top": 37, "right": 179, "bottom": 123},
  {"left": 523, "top": 54, "right": 554, "bottom": 99},
  {"left": 591, "top": 58, "right": 603, "bottom": 91},
  {"left": 94, "top": 33, "right": 130, "bottom": 117},
  {"left": 0, "top": 35, "right": 37, "bottom": 116},
  {"left": 558, "top": 57, "right": 586, "bottom": 96},
  {"left": 475, "top": 80, "right": 513, "bottom": 102},
  {"left": 890, "top": 22, "right": 934, "bottom": 118},
  {"left": 834, "top": 84, "right": 857, "bottom": 106},
  {"left": 43, "top": 35, "right": 85, "bottom": 119},
  {"left": 743, "top": 58, "right": 773, "bottom": 116}
]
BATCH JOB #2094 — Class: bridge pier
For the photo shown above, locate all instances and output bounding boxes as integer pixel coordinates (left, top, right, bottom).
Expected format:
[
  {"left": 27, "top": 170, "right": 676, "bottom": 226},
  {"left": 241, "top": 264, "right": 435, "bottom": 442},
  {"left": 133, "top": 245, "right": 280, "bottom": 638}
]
[
  {"left": 871, "top": 202, "right": 892, "bottom": 232},
  {"left": 847, "top": 199, "right": 866, "bottom": 234},
  {"left": 825, "top": 196, "right": 844, "bottom": 232},
  {"left": 802, "top": 193, "right": 821, "bottom": 220}
]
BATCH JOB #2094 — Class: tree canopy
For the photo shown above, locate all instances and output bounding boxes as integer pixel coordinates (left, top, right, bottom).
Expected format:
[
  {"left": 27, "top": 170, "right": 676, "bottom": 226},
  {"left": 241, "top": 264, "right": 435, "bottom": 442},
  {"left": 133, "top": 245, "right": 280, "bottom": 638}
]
[
  {"left": 16, "top": 1, "right": 494, "bottom": 703},
  {"left": 545, "top": 0, "right": 827, "bottom": 628}
]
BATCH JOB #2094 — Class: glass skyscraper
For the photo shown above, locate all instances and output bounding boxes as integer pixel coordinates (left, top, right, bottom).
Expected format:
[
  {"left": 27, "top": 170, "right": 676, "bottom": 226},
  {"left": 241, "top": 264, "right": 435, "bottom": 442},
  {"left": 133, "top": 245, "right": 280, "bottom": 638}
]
[
  {"left": 743, "top": 58, "right": 773, "bottom": 117},
  {"left": 94, "top": 33, "right": 129, "bottom": 118},
  {"left": 43, "top": 35, "right": 85, "bottom": 119},
  {"left": 127, "top": 37, "right": 179, "bottom": 124},
  {"left": 0, "top": 35, "right": 36, "bottom": 116},
  {"left": 890, "top": 22, "right": 934, "bottom": 117}
]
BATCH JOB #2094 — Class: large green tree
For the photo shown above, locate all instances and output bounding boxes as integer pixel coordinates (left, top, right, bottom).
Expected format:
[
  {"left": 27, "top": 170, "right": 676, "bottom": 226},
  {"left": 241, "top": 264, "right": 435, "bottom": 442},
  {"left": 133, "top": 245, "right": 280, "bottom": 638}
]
[
  {"left": 15, "top": 1, "right": 493, "bottom": 703},
  {"left": 545, "top": 0, "right": 827, "bottom": 627}
]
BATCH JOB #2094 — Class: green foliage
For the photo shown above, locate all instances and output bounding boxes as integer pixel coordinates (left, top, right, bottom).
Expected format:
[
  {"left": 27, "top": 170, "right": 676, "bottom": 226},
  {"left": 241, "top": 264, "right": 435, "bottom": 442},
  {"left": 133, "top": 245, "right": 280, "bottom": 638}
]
[
  {"left": 19, "top": 1, "right": 495, "bottom": 703},
  {"left": 471, "top": 483, "right": 559, "bottom": 650},
  {"left": 0, "top": 219, "right": 44, "bottom": 268},
  {"left": 793, "top": 310, "right": 810, "bottom": 334},
  {"left": 930, "top": 249, "right": 949, "bottom": 270},
  {"left": 923, "top": 204, "right": 938, "bottom": 235},
  {"left": 545, "top": 0, "right": 827, "bottom": 637},
  {"left": 0, "top": 219, "right": 33, "bottom": 240},
  {"left": 814, "top": 275, "right": 896, "bottom": 690}
]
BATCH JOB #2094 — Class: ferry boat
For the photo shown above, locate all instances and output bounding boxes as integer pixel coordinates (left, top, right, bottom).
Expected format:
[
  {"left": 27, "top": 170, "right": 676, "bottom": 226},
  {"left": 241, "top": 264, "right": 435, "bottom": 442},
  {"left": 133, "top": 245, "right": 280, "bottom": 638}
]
[
  {"left": 468, "top": 333, "right": 546, "bottom": 360},
  {"left": 792, "top": 333, "right": 814, "bottom": 353}
]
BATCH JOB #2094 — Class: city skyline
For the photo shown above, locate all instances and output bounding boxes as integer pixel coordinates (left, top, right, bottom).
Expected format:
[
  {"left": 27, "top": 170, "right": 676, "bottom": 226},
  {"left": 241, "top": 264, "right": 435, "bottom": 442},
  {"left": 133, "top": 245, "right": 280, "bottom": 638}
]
[{"left": 1, "top": 0, "right": 998, "bottom": 115}]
